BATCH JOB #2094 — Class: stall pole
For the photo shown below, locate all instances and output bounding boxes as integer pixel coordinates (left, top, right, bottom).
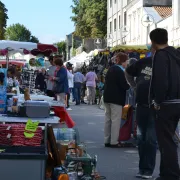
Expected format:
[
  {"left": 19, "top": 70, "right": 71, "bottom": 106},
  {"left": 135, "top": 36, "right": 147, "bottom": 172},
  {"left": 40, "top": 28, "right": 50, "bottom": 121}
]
[{"left": 6, "top": 53, "right": 9, "bottom": 69}]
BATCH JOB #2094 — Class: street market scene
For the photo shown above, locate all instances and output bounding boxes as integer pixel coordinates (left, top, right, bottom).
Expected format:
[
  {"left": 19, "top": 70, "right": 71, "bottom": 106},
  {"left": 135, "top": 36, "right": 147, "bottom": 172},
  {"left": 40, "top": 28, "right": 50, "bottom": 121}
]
[{"left": 0, "top": 0, "right": 180, "bottom": 180}]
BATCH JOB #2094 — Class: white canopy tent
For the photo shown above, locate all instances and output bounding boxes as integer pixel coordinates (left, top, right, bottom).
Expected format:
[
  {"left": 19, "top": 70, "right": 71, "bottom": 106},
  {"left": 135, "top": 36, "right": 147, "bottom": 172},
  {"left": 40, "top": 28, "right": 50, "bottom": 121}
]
[
  {"left": 66, "top": 51, "right": 88, "bottom": 70},
  {"left": 0, "top": 41, "right": 38, "bottom": 69},
  {"left": 0, "top": 40, "right": 37, "bottom": 51}
]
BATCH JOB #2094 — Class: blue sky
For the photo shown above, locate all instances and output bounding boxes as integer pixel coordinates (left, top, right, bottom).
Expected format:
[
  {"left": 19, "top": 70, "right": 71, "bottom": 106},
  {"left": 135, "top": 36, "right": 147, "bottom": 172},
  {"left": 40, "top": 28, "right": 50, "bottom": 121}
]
[{"left": 3, "top": 0, "right": 75, "bottom": 44}]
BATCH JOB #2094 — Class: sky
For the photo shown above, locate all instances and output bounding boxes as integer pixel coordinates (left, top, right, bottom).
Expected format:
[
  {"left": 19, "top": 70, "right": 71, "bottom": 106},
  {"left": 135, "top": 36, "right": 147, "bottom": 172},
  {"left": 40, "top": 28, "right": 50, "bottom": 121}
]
[{"left": 3, "top": 0, "right": 75, "bottom": 44}]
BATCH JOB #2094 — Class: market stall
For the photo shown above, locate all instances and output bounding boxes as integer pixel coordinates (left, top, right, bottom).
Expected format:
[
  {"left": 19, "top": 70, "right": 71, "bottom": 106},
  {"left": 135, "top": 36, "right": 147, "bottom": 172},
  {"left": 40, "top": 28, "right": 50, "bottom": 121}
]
[{"left": 0, "top": 40, "right": 84, "bottom": 180}]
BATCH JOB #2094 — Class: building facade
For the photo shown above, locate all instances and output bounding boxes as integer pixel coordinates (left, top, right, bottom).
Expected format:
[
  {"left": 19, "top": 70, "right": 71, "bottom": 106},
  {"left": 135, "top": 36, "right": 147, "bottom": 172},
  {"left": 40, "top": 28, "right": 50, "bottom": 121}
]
[{"left": 107, "top": 0, "right": 180, "bottom": 47}]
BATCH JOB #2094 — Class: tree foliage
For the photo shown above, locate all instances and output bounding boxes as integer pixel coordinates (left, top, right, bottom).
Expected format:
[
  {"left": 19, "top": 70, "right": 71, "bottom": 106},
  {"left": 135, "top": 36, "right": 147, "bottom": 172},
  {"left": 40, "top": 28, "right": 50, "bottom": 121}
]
[
  {"left": 55, "top": 41, "right": 67, "bottom": 59},
  {"left": 71, "top": 0, "right": 107, "bottom": 39},
  {"left": 5, "top": 23, "right": 39, "bottom": 43},
  {"left": 0, "top": 1, "right": 8, "bottom": 39},
  {"left": 30, "top": 35, "right": 39, "bottom": 43}
]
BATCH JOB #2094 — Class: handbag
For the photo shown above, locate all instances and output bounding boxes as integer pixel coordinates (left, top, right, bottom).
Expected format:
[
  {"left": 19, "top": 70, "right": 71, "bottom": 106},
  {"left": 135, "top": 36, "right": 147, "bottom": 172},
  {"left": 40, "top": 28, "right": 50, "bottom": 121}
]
[
  {"left": 121, "top": 104, "right": 132, "bottom": 120},
  {"left": 53, "top": 81, "right": 64, "bottom": 94}
]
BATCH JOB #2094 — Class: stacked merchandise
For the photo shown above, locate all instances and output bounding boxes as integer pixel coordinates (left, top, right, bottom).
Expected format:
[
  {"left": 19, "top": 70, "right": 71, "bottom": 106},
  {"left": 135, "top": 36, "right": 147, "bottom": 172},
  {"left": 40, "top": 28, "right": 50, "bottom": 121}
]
[
  {"left": 0, "top": 124, "right": 42, "bottom": 146},
  {"left": 21, "top": 70, "right": 37, "bottom": 92},
  {"left": 51, "top": 128, "right": 105, "bottom": 180}
]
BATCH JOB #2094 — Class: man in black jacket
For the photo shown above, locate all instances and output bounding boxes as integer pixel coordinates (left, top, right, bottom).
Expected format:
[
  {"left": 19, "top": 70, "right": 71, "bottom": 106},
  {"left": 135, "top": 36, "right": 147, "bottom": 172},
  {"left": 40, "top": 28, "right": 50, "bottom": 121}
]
[
  {"left": 150, "top": 28, "right": 180, "bottom": 180},
  {"left": 103, "top": 52, "right": 129, "bottom": 148},
  {"left": 126, "top": 56, "right": 157, "bottom": 179}
]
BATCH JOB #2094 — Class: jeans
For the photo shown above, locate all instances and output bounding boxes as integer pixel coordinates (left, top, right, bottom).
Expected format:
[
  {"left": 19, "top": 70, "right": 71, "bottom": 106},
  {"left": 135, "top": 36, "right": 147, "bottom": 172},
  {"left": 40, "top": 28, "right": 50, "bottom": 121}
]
[
  {"left": 66, "top": 92, "right": 70, "bottom": 108},
  {"left": 74, "top": 82, "right": 82, "bottom": 104},
  {"left": 155, "top": 110, "right": 180, "bottom": 180},
  {"left": 71, "top": 88, "right": 75, "bottom": 101},
  {"left": 136, "top": 105, "right": 157, "bottom": 174}
]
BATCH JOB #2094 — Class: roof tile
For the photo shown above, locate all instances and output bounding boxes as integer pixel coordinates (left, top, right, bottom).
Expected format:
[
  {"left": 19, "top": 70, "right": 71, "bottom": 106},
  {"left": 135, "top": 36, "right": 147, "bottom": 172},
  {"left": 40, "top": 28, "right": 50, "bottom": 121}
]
[{"left": 153, "top": 6, "right": 172, "bottom": 18}]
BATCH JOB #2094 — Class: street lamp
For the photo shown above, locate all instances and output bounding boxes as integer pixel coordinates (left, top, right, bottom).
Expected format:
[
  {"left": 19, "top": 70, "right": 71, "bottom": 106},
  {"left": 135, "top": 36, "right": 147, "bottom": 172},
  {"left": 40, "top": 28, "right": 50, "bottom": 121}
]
[
  {"left": 141, "top": 14, "right": 154, "bottom": 44},
  {"left": 94, "top": 38, "right": 102, "bottom": 49},
  {"left": 105, "top": 34, "right": 113, "bottom": 48},
  {"left": 121, "top": 26, "right": 130, "bottom": 45}
]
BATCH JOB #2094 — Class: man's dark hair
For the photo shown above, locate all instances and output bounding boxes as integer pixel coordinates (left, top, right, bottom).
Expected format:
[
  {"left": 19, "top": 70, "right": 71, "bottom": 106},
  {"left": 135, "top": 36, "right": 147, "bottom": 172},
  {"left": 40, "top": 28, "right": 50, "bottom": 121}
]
[
  {"left": 54, "top": 58, "right": 63, "bottom": 66},
  {"left": 49, "top": 56, "right": 53, "bottom": 62},
  {"left": 7, "top": 68, "right": 15, "bottom": 75},
  {"left": 150, "top": 28, "right": 168, "bottom": 45},
  {"left": 0, "top": 72, "right": 5, "bottom": 84},
  {"left": 54, "top": 55, "right": 63, "bottom": 59}
]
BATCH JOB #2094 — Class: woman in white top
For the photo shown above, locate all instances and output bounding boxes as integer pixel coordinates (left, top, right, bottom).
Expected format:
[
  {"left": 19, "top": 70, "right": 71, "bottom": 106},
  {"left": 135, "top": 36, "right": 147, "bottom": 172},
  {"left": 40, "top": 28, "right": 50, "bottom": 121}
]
[{"left": 66, "top": 62, "right": 74, "bottom": 110}]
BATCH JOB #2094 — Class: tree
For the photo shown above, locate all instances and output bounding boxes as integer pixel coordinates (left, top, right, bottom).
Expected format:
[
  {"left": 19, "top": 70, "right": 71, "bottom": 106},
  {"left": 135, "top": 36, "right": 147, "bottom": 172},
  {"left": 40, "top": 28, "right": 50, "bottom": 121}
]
[
  {"left": 0, "top": 1, "right": 8, "bottom": 39},
  {"left": 30, "top": 35, "right": 39, "bottom": 43},
  {"left": 5, "top": 23, "right": 39, "bottom": 42},
  {"left": 71, "top": 0, "right": 107, "bottom": 38},
  {"left": 55, "top": 41, "right": 67, "bottom": 60}
]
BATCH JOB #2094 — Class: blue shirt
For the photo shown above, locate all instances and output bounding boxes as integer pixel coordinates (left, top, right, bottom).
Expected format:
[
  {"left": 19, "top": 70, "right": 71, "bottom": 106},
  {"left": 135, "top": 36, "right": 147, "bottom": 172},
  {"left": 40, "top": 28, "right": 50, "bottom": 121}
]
[{"left": 74, "top": 72, "right": 85, "bottom": 83}]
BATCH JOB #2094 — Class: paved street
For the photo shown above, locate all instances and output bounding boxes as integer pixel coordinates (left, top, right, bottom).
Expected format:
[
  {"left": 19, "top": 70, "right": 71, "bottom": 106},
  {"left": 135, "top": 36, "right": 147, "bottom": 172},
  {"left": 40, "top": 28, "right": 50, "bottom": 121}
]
[{"left": 68, "top": 104, "right": 161, "bottom": 180}]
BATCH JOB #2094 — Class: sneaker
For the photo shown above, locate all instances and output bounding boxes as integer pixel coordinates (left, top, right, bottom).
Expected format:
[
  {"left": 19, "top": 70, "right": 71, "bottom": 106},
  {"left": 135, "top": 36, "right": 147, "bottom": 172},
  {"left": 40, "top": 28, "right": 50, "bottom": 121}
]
[
  {"left": 142, "top": 172, "right": 152, "bottom": 179},
  {"left": 66, "top": 108, "right": 72, "bottom": 111},
  {"left": 136, "top": 171, "right": 144, "bottom": 178}
]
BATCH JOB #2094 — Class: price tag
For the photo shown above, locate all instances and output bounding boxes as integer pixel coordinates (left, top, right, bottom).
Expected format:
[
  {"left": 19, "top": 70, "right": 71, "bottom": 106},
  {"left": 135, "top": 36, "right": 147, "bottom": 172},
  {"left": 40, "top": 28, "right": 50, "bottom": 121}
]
[
  {"left": 24, "top": 119, "right": 39, "bottom": 138},
  {"left": 0, "top": 149, "right": 5, "bottom": 153},
  {"left": 61, "top": 128, "right": 67, "bottom": 132}
]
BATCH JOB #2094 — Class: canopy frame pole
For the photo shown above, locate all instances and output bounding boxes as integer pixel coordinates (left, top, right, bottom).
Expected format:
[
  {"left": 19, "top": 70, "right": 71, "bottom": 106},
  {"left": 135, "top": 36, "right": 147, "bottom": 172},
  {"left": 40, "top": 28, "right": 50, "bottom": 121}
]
[{"left": 6, "top": 50, "right": 9, "bottom": 70}]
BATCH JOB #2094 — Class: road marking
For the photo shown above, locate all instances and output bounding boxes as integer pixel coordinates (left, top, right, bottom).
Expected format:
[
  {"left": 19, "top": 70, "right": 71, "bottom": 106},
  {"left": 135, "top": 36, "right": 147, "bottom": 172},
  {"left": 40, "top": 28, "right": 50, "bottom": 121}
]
[
  {"left": 88, "top": 122, "right": 96, "bottom": 125},
  {"left": 84, "top": 141, "right": 96, "bottom": 144},
  {"left": 88, "top": 146, "right": 98, "bottom": 148},
  {"left": 124, "top": 150, "right": 138, "bottom": 154},
  {"left": 128, "top": 167, "right": 138, "bottom": 170},
  {"left": 133, "top": 162, "right": 139, "bottom": 164}
]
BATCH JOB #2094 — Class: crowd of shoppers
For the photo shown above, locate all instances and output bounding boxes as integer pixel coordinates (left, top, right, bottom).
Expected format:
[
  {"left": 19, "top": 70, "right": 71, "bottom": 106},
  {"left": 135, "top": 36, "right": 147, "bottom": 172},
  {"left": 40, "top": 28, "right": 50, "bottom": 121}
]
[
  {"left": 35, "top": 55, "right": 101, "bottom": 110},
  {"left": 103, "top": 28, "right": 180, "bottom": 180},
  {"left": 34, "top": 28, "right": 180, "bottom": 180}
]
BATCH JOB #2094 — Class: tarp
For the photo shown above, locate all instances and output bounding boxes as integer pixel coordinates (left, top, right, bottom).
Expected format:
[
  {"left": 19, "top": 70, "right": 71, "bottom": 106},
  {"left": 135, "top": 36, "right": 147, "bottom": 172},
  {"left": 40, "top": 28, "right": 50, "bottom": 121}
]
[
  {"left": 0, "top": 40, "right": 37, "bottom": 51},
  {"left": 68, "top": 51, "right": 87, "bottom": 63},
  {"left": 31, "top": 44, "right": 58, "bottom": 56},
  {"left": 0, "top": 40, "right": 58, "bottom": 57},
  {"left": 0, "top": 59, "right": 26, "bottom": 66},
  {"left": 111, "top": 45, "right": 152, "bottom": 53}
]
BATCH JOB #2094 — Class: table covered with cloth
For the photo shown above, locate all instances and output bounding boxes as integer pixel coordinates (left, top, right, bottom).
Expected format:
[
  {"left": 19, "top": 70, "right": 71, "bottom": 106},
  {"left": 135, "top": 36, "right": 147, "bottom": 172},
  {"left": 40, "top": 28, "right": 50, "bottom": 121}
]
[{"left": 53, "top": 106, "right": 75, "bottom": 128}]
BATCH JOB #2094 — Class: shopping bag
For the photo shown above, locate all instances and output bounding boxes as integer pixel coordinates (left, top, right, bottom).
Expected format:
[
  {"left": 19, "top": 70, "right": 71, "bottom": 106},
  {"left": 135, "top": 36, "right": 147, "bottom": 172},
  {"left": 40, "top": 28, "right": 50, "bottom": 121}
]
[
  {"left": 119, "top": 105, "right": 133, "bottom": 141},
  {"left": 121, "top": 104, "right": 131, "bottom": 120}
]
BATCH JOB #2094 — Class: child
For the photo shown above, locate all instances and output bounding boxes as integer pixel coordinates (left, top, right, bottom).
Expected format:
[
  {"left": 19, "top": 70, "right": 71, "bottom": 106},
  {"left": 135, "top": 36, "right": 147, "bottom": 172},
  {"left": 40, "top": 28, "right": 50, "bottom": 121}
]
[{"left": 97, "top": 76, "right": 104, "bottom": 105}]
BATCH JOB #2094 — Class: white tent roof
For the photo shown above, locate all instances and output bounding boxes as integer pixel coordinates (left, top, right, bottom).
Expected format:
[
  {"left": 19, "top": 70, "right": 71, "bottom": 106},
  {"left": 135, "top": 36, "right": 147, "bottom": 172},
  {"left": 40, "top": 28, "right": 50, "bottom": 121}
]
[
  {"left": 68, "top": 51, "right": 88, "bottom": 63},
  {"left": 0, "top": 40, "right": 37, "bottom": 51}
]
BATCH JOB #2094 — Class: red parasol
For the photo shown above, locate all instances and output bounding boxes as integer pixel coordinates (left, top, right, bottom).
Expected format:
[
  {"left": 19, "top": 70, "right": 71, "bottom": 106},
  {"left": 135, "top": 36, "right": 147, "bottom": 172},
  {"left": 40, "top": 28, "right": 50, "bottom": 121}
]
[{"left": 31, "top": 43, "right": 58, "bottom": 56}]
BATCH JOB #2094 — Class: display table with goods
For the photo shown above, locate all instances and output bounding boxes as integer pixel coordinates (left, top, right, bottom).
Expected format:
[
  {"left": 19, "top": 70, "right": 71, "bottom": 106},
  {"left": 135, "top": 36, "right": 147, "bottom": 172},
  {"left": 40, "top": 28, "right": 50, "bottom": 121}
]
[
  {"left": 0, "top": 83, "right": 77, "bottom": 179},
  {"left": 0, "top": 120, "right": 59, "bottom": 180},
  {"left": 7, "top": 93, "right": 75, "bottom": 128},
  {"left": 1, "top": 91, "right": 105, "bottom": 180},
  {"left": 47, "top": 126, "right": 106, "bottom": 180}
]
